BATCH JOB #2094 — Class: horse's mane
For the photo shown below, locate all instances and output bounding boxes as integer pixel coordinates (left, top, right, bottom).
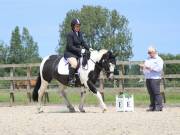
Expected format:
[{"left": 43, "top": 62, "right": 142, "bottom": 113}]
[{"left": 90, "top": 49, "right": 108, "bottom": 62}]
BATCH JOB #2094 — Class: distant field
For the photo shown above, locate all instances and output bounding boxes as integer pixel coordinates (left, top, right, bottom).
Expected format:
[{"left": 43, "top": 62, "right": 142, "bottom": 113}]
[{"left": 0, "top": 88, "right": 180, "bottom": 106}]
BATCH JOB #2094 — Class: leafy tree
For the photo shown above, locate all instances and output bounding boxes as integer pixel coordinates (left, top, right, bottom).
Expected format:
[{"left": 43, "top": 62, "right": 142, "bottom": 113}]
[
  {"left": 8, "top": 26, "right": 23, "bottom": 64},
  {"left": 159, "top": 53, "right": 180, "bottom": 74},
  {"left": 159, "top": 53, "right": 180, "bottom": 88},
  {"left": 0, "top": 41, "right": 10, "bottom": 77},
  {"left": 0, "top": 41, "right": 9, "bottom": 64},
  {"left": 0, "top": 27, "right": 41, "bottom": 78},
  {"left": 58, "top": 5, "right": 133, "bottom": 60},
  {"left": 7, "top": 26, "right": 41, "bottom": 64},
  {"left": 21, "top": 27, "right": 40, "bottom": 63}
]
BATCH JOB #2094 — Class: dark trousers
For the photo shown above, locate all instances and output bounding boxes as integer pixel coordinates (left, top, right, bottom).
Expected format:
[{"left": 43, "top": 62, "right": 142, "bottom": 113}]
[{"left": 146, "top": 79, "right": 163, "bottom": 110}]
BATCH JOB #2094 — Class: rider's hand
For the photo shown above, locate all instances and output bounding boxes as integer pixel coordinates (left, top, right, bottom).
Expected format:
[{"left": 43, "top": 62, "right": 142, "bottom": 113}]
[
  {"left": 81, "top": 49, "right": 86, "bottom": 54},
  {"left": 89, "top": 48, "right": 93, "bottom": 51}
]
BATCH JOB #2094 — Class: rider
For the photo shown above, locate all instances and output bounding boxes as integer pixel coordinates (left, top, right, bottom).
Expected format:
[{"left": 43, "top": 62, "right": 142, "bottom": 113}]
[{"left": 64, "top": 18, "right": 90, "bottom": 86}]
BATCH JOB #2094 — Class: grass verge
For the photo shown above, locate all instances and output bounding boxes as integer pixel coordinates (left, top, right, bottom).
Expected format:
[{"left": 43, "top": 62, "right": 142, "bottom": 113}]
[{"left": 0, "top": 88, "right": 180, "bottom": 106}]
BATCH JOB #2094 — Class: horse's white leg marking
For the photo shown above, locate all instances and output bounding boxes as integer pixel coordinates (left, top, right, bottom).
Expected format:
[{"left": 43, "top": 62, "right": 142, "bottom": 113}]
[
  {"left": 38, "top": 80, "right": 48, "bottom": 113},
  {"left": 58, "top": 84, "right": 75, "bottom": 112},
  {"left": 37, "top": 56, "right": 49, "bottom": 113},
  {"left": 96, "top": 91, "right": 107, "bottom": 112},
  {"left": 79, "top": 87, "right": 87, "bottom": 112}
]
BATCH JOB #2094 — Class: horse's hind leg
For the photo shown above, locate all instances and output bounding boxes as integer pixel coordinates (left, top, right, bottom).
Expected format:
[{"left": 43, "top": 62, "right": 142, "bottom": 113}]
[
  {"left": 58, "top": 84, "right": 75, "bottom": 112},
  {"left": 79, "top": 87, "right": 86, "bottom": 112},
  {"left": 38, "top": 80, "right": 48, "bottom": 113}
]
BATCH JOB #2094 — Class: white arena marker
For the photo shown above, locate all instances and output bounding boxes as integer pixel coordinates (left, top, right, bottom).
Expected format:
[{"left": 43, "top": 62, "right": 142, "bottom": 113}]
[{"left": 116, "top": 93, "right": 134, "bottom": 112}]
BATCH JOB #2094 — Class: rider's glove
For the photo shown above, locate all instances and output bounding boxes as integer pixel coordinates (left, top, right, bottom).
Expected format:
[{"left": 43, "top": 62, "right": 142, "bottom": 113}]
[
  {"left": 89, "top": 48, "right": 94, "bottom": 51},
  {"left": 81, "top": 49, "right": 86, "bottom": 54}
]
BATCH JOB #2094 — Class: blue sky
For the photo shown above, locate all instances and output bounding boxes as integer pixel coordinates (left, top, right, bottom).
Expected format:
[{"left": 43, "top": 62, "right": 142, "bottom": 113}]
[{"left": 0, "top": 0, "right": 180, "bottom": 60}]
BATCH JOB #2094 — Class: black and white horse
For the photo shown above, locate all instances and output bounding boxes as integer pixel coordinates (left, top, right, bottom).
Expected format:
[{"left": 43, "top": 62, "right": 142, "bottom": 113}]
[{"left": 32, "top": 49, "right": 116, "bottom": 113}]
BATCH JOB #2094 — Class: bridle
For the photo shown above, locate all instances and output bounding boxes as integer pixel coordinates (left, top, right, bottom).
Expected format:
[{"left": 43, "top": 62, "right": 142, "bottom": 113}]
[
  {"left": 82, "top": 49, "right": 114, "bottom": 75},
  {"left": 89, "top": 58, "right": 114, "bottom": 75}
]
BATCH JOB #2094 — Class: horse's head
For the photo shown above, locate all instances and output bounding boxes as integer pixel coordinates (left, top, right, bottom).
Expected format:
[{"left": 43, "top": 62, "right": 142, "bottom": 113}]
[{"left": 98, "top": 50, "right": 116, "bottom": 79}]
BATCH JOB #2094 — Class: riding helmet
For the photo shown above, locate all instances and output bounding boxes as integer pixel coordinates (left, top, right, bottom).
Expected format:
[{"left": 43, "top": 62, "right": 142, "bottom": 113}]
[{"left": 71, "top": 18, "right": 81, "bottom": 29}]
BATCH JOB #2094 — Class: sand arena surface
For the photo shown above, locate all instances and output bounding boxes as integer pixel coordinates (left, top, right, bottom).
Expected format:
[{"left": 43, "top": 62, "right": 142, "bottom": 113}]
[{"left": 0, "top": 105, "right": 180, "bottom": 135}]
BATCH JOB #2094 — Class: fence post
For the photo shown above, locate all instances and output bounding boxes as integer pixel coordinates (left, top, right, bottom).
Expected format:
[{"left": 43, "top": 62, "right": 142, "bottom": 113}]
[
  {"left": 10, "top": 67, "right": 15, "bottom": 106},
  {"left": 160, "top": 78, "right": 166, "bottom": 103},
  {"left": 160, "top": 69, "right": 166, "bottom": 103},
  {"left": 27, "top": 66, "right": 31, "bottom": 102},
  {"left": 118, "top": 64, "right": 124, "bottom": 94}
]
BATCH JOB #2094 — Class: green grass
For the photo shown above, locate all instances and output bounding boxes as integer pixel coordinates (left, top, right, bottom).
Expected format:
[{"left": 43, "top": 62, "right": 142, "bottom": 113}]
[
  {"left": 0, "top": 88, "right": 180, "bottom": 106},
  {"left": 0, "top": 91, "right": 9, "bottom": 102},
  {"left": 165, "top": 91, "right": 180, "bottom": 104}
]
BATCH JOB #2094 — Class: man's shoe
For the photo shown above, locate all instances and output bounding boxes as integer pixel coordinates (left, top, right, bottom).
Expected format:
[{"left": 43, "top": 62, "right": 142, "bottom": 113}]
[
  {"left": 153, "top": 108, "right": 163, "bottom": 111},
  {"left": 146, "top": 108, "right": 154, "bottom": 112},
  {"left": 146, "top": 106, "right": 154, "bottom": 112}
]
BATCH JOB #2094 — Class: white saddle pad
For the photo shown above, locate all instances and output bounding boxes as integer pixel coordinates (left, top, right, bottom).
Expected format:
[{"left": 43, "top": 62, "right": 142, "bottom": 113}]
[{"left": 58, "top": 57, "right": 69, "bottom": 75}]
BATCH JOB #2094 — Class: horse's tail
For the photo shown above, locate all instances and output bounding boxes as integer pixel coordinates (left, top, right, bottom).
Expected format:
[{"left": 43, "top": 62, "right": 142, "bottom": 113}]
[{"left": 32, "top": 73, "right": 41, "bottom": 102}]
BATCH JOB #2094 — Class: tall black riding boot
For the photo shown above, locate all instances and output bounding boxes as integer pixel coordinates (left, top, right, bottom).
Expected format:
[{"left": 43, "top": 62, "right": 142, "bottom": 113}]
[{"left": 68, "top": 66, "right": 76, "bottom": 87}]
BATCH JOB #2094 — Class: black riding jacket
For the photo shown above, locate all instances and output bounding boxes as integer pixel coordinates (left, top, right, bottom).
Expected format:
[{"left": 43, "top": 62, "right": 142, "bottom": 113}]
[{"left": 64, "top": 31, "right": 89, "bottom": 59}]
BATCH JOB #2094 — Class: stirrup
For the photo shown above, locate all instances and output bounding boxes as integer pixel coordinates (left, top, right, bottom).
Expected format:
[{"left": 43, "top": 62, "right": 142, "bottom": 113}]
[{"left": 68, "top": 80, "right": 75, "bottom": 87}]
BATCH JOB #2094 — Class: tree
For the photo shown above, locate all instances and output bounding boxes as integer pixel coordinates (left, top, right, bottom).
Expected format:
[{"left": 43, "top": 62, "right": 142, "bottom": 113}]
[
  {"left": 0, "top": 41, "right": 10, "bottom": 77},
  {"left": 8, "top": 26, "right": 41, "bottom": 64},
  {"left": 9, "top": 26, "right": 23, "bottom": 64},
  {"left": 22, "top": 27, "right": 40, "bottom": 63},
  {"left": 58, "top": 5, "right": 133, "bottom": 60},
  {"left": 0, "top": 41, "right": 9, "bottom": 64},
  {"left": 159, "top": 53, "right": 180, "bottom": 74}
]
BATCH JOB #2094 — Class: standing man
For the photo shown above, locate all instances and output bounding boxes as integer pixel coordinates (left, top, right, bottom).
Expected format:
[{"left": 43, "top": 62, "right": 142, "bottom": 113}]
[{"left": 139, "top": 46, "right": 164, "bottom": 111}]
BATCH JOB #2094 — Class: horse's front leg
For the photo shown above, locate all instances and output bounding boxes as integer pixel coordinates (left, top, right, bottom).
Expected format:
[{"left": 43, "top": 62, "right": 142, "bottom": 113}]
[
  {"left": 87, "top": 80, "right": 107, "bottom": 112},
  {"left": 79, "top": 87, "right": 87, "bottom": 112},
  {"left": 58, "top": 84, "right": 75, "bottom": 112}
]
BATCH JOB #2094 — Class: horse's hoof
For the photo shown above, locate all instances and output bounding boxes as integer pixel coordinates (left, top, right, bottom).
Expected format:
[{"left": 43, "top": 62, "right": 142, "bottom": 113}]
[
  {"left": 69, "top": 107, "right": 76, "bottom": 113},
  {"left": 79, "top": 106, "right": 86, "bottom": 113},
  {"left": 38, "top": 110, "right": 44, "bottom": 113},
  {"left": 79, "top": 108, "right": 86, "bottom": 113},
  {"left": 37, "top": 107, "right": 44, "bottom": 113},
  {"left": 80, "top": 109, "right": 86, "bottom": 113},
  {"left": 102, "top": 108, "right": 107, "bottom": 113}
]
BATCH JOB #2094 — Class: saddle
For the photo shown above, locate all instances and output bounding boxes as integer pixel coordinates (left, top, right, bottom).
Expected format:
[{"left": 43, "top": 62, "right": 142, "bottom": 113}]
[{"left": 58, "top": 51, "right": 90, "bottom": 75}]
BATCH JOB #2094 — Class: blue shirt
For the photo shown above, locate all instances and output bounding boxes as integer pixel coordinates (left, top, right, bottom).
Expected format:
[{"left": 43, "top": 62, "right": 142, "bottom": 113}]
[{"left": 143, "top": 55, "right": 164, "bottom": 79}]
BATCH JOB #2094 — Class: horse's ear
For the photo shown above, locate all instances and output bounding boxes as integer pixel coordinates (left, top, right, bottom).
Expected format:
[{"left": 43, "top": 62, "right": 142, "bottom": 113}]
[
  {"left": 107, "top": 50, "right": 113, "bottom": 55},
  {"left": 108, "top": 50, "right": 117, "bottom": 58},
  {"left": 112, "top": 51, "right": 118, "bottom": 58}
]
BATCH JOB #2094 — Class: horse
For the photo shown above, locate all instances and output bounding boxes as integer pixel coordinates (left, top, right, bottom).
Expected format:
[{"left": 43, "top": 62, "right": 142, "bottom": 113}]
[
  {"left": 14, "top": 80, "right": 36, "bottom": 89},
  {"left": 32, "top": 49, "right": 116, "bottom": 113}
]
